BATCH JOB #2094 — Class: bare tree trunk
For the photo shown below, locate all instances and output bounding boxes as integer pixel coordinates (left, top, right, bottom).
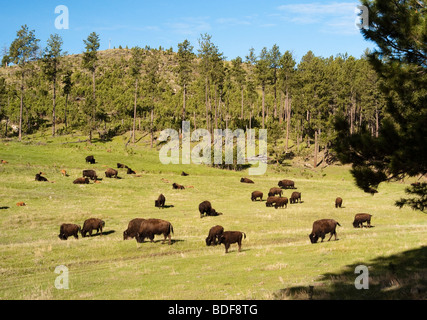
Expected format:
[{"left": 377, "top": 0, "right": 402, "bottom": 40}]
[
  {"left": 241, "top": 86, "right": 244, "bottom": 120},
  {"left": 375, "top": 107, "right": 379, "bottom": 138},
  {"left": 64, "top": 93, "right": 68, "bottom": 129},
  {"left": 150, "top": 109, "right": 154, "bottom": 148},
  {"left": 19, "top": 73, "right": 24, "bottom": 142},
  {"left": 285, "top": 95, "right": 292, "bottom": 153},
  {"left": 183, "top": 83, "right": 186, "bottom": 121},
  {"left": 52, "top": 78, "right": 56, "bottom": 136},
  {"left": 314, "top": 130, "right": 318, "bottom": 168},
  {"left": 132, "top": 79, "right": 138, "bottom": 144}
]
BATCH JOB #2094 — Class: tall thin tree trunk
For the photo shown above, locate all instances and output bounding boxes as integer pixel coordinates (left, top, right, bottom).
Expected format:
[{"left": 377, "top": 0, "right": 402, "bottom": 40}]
[
  {"left": 52, "top": 78, "right": 56, "bottom": 136},
  {"left": 314, "top": 130, "right": 318, "bottom": 168},
  {"left": 285, "top": 95, "right": 292, "bottom": 153},
  {"left": 132, "top": 79, "right": 138, "bottom": 144},
  {"left": 262, "top": 85, "right": 265, "bottom": 129},
  {"left": 241, "top": 86, "right": 244, "bottom": 120},
  {"left": 19, "top": 73, "right": 23, "bottom": 142},
  {"left": 183, "top": 83, "right": 186, "bottom": 121},
  {"left": 64, "top": 93, "right": 68, "bottom": 129},
  {"left": 150, "top": 108, "right": 154, "bottom": 148},
  {"left": 375, "top": 107, "right": 379, "bottom": 138}
]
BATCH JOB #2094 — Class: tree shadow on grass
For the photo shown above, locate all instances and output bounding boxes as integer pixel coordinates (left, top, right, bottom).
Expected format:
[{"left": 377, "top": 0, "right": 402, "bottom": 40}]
[{"left": 275, "top": 246, "right": 427, "bottom": 300}]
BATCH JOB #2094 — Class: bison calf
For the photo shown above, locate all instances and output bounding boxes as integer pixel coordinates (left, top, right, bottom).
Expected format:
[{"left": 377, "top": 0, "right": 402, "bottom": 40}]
[
  {"left": 59, "top": 224, "right": 81, "bottom": 240},
  {"left": 172, "top": 183, "right": 185, "bottom": 190},
  {"left": 251, "top": 191, "right": 263, "bottom": 202},
  {"left": 206, "top": 225, "right": 224, "bottom": 246},
  {"left": 353, "top": 214, "right": 373, "bottom": 228},
  {"left": 123, "top": 218, "right": 146, "bottom": 240},
  {"left": 155, "top": 194, "right": 166, "bottom": 208},
  {"left": 219, "top": 231, "right": 246, "bottom": 253},
  {"left": 335, "top": 197, "right": 343, "bottom": 208},
  {"left": 81, "top": 218, "right": 105, "bottom": 237},
  {"left": 136, "top": 219, "right": 174, "bottom": 245},
  {"left": 309, "top": 219, "right": 341, "bottom": 244}
]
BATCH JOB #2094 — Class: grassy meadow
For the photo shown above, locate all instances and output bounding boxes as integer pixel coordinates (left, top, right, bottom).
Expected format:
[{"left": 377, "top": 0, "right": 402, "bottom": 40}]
[{"left": 0, "top": 133, "right": 426, "bottom": 300}]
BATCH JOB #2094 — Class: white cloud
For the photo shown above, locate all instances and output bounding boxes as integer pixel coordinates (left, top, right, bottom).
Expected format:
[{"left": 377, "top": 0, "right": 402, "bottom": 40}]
[{"left": 167, "top": 17, "right": 211, "bottom": 36}]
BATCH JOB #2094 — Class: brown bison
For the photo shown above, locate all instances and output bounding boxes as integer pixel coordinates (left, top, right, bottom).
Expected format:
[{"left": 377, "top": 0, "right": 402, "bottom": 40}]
[
  {"left": 181, "top": 171, "right": 189, "bottom": 176},
  {"left": 136, "top": 219, "right": 174, "bottom": 245},
  {"left": 73, "top": 177, "right": 90, "bottom": 184},
  {"left": 251, "top": 191, "right": 263, "bottom": 201},
  {"left": 117, "top": 163, "right": 126, "bottom": 169},
  {"left": 155, "top": 194, "right": 166, "bottom": 208},
  {"left": 309, "top": 219, "right": 341, "bottom": 244},
  {"left": 266, "top": 196, "right": 280, "bottom": 207},
  {"left": 278, "top": 179, "right": 295, "bottom": 189},
  {"left": 105, "top": 168, "right": 118, "bottom": 178},
  {"left": 274, "top": 197, "right": 289, "bottom": 209},
  {"left": 35, "top": 172, "right": 48, "bottom": 182},
  {"left": 85, "top": 155, "right": 96, "bottom": 164},
  {"left": 123, "top": 218, "right": 146, "bottom": 240},
  {"left": 59, "top": 224, "right": 81, "bottom": 240},
  {"left": 205, "top": 225, "right": 224, "bottom": 246},
  {"left": 83, "top": 170, "right": 97, "bottom": 181},
  {"left": 290, "top": 192, "right": 302, "bottom": 204},
  {"left": 127, "top": 167, "right": 136, "bottom": 175},
  {"left": 173, "top": 183, "right": 185, "bottom": 190},
  {"left": 199, "top": 200, "right": 221, "bottom": 218},
  {"left": 241, "top": 177, "right": 254, "bottom": 184},
  {"left": 81, "top": 218, "right": 105, "bottom": 237},
  {"left": 218, "top": 231, "right": 246, "bottom": 253},
  {"left": 335, "top": 197, "right": 343, "bottom": 208},
  {"left": 268, "top": 187, "right": 283, "bottom": 197},
  {"left": 353, "top": 214, "right": 373, "bottom": 228}
]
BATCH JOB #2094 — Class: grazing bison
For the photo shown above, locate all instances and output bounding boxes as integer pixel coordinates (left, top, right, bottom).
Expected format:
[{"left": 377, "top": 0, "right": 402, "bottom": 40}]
[
  {"left": 35, "top": 172, "right": 48, "bottom": 182},
  {"left": 81, "top": 218, "right": 105, "bottom": 237},
  {"left": 274, "top": 197, "right": 289, "bottom": 209},
  {"left": 290, "top": 192, "right": 302, "bottom": 204},
  {"left": 335, "top": 197, "right": 343, "bottom": 208},
  {"left": 123, "top": 218, "right": 146, "bottom": 240},
  {"left": 353, "top": 214, "right": 373, "bottom": 228},
  {"left": 105, "top": 168, "right": 118, "bottom": 179},
  {"left": 278, "top": 179, "right": 295, "bottom": 189},
  {"left": 199, "top": 201, "right": 214, "bottom": 218},
  {"left": 240, "top": 177, "right": 254, "bottom": 184},
  {"left": 83, "top": 170, "right": 97, "bottom": 181},
  {"left": 73, "top": 177, "right": 90, "bottom": 185},
  {"left": 127, "top": 167, "right": 136, "bottom": 175},
  {"left": 268, "top": 187, "right": 283, "bottom": 197},
  {"left": 266, "top": 196, "right": 280, "bottom": 207},
  {"left": 309, "top": 219, "right": 341, "bottom": 244},
  {"left": 59, "top": 224, "right": 81, "bottom": 240},
  {"left": 172, "top": 183, "right": 185, "bottom": 190},
  {"left": 155, "top": 194, "right": 166, "bottom": 208},
  {"left": 136, "top": 219, "right": 174, "bottom": 245},
  {"left": 218, "top": 231, "right": 246, "bottom": 253},
  {"left": 206, "top": 225, "right": 224, "bottom": 246},
  {"left": 85, "top": 155, "right": 96, "bottom": 164},
  {"left": 251, "top": 191, "right": 263, "bottom": 202}
]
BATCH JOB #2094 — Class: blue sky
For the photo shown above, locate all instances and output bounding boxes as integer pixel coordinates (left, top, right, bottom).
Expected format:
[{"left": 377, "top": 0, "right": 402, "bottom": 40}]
[{"left": 0, "top": 0, "right": 375, "bottom": 62}]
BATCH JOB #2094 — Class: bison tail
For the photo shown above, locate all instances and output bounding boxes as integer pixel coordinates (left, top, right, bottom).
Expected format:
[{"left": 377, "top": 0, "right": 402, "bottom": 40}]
[
  {"left": 169, "top": 223, "right": 174, "bottom": 235},
  {"left": 337, "top": 222, "right": 341, "bottom": 227},
  {"left": 242, "top": 232, "right": 247, "bottom": 239}
]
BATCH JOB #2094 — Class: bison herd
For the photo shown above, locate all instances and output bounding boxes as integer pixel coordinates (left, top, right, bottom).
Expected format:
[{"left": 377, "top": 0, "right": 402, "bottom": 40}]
[{"left": 54, "top": 156, "right": 374, "bottom": 253}]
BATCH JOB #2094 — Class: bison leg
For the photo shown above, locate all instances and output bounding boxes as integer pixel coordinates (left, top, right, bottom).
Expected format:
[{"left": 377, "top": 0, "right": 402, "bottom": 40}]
[
  {"left": 238, "top": 240, "right": 242, "bottom": 252},
  {"left": 225, "top": 243, "right": 230, "bottom": 253}
]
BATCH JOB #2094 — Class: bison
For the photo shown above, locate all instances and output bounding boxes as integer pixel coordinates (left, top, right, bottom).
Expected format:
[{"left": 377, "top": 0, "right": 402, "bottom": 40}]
[
  {"left": 199, "top": 201, "right": 214, "bottom": 218},
  {"left": 353, "top": 214, "right": 373, "bottom": 228},
  {"left": 85, "top": 155, "right": 96, "bottom": 164},
  {"left": 309, "top": 219, "right": 341, "bottom": 244},
  {"left": 73, "top": 177, "right": 90, "bottom": 185},
  {"left": 136, "top": 219, "right": 174, "bottom": 245},
  {"left": 251, "top": 191, "right": 263, "bottom": 202},
  {"left": 268, "top": 187, "right": 283, "bottom": 197},
  {"left": 181, "top": 171, "right": 189, "bottom": 176},
  {"left": 172, "top": 183, "right": 185, "bottom": 190},
  {"left": 274, "top": 197, "right": 289, "bottom": 209},
  {"left": 81, "top": 218, "right": 105, "bottom": 237},
  {"left": 240, "top": 177, "right": 254, "bottom": 184},
  {"left": 83, "top": 170, "right": 98, "bottom": 181},
  {"left": 127, "top": 167, "right": 136, "bottom": 175},
  {"left": 123, "top": 218, "right": 146, "bottom": 240},
  {"left": 278, "top": 179, "right": 295, "bottom": 189},
  {"left": 266, "top": 196, "right": 280, "bottom": 207},
  {"left": 59, "top": 224, "right": 81, "bottom": 240},
  {"left": 335, "top": 197, "right": 343, "bottom": 208},
  {"left": 290, "top": 192, "right": 302, "bottom": 204},
  {"left": 155, "top": 194, "right": 166, "bottom": 208},
  {"left": 105, "top": 168, "right": 118, "bottom": 178},
  {"left": 117, "top": 163, "right": 126, "bottom": 169},
  {"left": 218, "top": 231, "right": 246, "bottom": 253},
  {"left": 205, "top": 225, "right": 224, "bottom": 246},
  {"left": 35, "top": 172, "right": 48, "bottom": 182}
]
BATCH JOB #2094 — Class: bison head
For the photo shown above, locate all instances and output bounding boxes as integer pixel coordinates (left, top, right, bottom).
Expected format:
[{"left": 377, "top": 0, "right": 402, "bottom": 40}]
[
  {"left": 309, "top": 233, "right": 319, "bottom": 244},
  {"left": 123, "top": 230, "right": 130, "bottom": 240}
]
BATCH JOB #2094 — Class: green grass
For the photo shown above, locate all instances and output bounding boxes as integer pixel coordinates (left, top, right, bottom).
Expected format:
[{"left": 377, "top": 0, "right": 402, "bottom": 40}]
[{"left": 0, "top": 134, "right": 426, "bottom": 300}]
